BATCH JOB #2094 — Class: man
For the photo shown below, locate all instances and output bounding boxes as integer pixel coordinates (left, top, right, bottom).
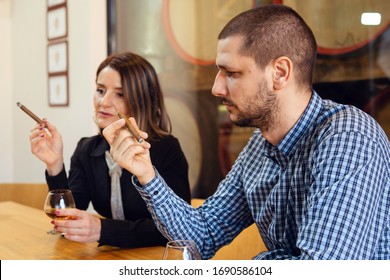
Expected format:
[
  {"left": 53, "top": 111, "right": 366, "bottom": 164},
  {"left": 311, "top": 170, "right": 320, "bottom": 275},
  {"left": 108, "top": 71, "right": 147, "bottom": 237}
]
[{"left": 103, "top": 5, "right": 389, "bottom": 259}]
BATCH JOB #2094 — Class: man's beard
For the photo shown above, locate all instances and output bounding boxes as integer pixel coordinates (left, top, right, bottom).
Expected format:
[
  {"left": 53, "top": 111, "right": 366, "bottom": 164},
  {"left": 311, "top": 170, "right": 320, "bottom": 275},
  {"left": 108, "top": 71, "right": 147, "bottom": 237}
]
[{"left": 231, "top": 81, "right": 279, "bottom": 132}]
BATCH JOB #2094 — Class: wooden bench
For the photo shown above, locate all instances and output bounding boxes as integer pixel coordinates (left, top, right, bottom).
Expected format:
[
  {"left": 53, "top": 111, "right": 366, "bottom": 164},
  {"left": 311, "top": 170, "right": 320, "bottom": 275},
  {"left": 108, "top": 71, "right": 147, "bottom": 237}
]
[
  {"left": 191, "top": 198, "right": 267, "bottom": 259},
  {"left": 0, "top": 183, "right": 48, "bottom": 210}
]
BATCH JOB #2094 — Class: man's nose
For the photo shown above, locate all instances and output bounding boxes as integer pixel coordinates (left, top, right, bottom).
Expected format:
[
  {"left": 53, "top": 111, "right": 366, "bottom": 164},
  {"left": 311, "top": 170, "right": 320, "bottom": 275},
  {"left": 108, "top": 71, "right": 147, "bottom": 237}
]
[{"left": 211, "top": 71, "right": 227, "bottom": 97}]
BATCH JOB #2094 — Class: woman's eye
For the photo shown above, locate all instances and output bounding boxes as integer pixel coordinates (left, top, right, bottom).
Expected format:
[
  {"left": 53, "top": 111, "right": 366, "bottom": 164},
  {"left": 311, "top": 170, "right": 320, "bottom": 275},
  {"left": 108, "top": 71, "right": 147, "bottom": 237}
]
[
  {"left": 96, "top": 88, "right": 105, "bottom": 95},
  {"left": 117, "top": 93, "right": 124, "bottom": 98}
]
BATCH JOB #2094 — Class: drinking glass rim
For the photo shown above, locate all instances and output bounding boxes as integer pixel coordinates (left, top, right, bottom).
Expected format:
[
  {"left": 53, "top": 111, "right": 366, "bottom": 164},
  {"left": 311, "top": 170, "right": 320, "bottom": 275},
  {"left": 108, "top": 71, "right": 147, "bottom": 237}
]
[
  {"left": 166, "top": 239, "right": 197, "bottom": 249},
  {"left": 48, "top": 189, "right": 72, "bottom": 195}
]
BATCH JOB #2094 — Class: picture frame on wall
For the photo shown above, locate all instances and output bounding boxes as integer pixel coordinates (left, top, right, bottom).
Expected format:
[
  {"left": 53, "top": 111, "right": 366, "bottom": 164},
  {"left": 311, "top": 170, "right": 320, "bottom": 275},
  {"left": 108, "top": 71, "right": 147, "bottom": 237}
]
[
  {"left": 47, "top": 5, "right": 67, "bottom": 40},
  {"left": 48, "top": 74, "right": 69, "bottom": 106},
  {"left": 47, "top": 0, "right": 66, "bottom": 8},
  {"left": 47, "top": 41, "right": 68, "bottom": 74}
]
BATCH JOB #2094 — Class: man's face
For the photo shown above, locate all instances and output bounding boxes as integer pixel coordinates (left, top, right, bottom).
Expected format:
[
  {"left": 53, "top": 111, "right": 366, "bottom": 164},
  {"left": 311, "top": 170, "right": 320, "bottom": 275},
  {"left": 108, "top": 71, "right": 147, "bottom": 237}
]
[{"left": 212, "top": 36, "right": 278, "bottom": 131}]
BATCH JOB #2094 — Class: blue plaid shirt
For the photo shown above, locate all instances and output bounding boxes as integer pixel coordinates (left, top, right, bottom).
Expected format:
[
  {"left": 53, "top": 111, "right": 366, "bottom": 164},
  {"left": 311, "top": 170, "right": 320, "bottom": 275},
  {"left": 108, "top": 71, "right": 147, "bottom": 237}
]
[{"left": 134, "top": 92, "right": 390, "bottom": 259}]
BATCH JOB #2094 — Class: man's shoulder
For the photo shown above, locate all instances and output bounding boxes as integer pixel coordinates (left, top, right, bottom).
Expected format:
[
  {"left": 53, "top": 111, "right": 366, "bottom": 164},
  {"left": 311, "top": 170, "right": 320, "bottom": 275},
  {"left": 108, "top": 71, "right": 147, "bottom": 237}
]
[{"left": 317, "top": 100, "right": 383, "bottom": 140}]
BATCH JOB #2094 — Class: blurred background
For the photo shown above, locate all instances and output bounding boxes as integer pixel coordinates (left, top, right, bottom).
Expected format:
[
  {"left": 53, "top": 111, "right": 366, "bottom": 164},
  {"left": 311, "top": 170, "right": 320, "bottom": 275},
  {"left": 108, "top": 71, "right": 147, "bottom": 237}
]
[{"left": 1, "top": 0, "right": 389, "bottom": 198}]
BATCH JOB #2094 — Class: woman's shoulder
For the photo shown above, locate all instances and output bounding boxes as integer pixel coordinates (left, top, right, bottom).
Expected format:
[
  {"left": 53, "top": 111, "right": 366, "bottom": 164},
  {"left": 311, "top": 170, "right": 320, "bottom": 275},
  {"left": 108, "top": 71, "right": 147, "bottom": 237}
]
[
  {"left": 77, "top": 134, "right": 101, "bottom": 145},
  {"left": 75, "top": 134, "right": 106, "bottom": 153},
  {"left": 150, "top": 135, "right": 184, "bottom": 156},
  {"left": 152, "top": 134, "right": 179, "bottom": 145}
]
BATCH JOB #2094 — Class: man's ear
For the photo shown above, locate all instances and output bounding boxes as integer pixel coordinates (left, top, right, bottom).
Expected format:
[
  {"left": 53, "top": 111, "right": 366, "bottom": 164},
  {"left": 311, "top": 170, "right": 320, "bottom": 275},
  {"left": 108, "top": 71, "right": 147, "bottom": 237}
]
[{"left": 272, "top": 56, "right": 292, "bottom": 90}]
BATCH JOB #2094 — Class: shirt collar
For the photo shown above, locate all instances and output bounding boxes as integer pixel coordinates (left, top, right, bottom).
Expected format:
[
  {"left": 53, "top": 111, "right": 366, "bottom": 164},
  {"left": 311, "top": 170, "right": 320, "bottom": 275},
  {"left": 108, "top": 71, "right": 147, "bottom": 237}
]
[
  {"left": 277, "top": 91, "right": 323, "bottom": 157},
  {"left": 261, "top": 91, "right": 322, "bottom": 170}
]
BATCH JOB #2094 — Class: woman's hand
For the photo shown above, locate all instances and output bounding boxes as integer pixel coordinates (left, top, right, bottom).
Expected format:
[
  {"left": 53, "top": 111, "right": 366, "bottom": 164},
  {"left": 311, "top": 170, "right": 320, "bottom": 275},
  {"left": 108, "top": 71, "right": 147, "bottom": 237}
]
[
  {"left": 51, "top": 208, "right": 102, "bottom": 243},
  {"left": 29, "top": 120, "right": 64, "bottom": 176},
  {"left": 102, "top": 117, "right": 156, "bottom": 186}
]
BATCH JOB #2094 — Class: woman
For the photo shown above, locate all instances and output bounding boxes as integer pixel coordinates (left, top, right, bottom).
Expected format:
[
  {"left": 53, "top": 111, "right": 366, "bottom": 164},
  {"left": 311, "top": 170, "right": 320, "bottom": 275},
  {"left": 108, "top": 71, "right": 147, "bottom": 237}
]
[{"left": 30, "top": 52, "right": 191, "bottom": 247}]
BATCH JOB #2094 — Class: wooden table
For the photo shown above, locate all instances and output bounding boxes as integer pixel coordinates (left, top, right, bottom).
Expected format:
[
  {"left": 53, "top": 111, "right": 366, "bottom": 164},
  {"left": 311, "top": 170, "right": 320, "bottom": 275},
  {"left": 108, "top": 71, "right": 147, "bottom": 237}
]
[{"left": 0, "top": 201, "right": 165, "bottom": 260}]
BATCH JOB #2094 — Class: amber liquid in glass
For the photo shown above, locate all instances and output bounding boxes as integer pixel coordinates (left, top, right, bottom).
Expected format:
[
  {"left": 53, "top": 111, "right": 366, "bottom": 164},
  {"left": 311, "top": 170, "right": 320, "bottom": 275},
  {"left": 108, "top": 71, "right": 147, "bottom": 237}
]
[{"left": 44, "top": 209, "right": 73, "bottom": 220}]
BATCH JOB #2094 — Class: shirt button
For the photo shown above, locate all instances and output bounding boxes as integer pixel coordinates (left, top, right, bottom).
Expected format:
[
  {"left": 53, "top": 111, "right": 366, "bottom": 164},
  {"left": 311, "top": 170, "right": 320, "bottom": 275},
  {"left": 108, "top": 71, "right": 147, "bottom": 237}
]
[{"left": 153, "top": 191, "right": 158, "bottom": 195}]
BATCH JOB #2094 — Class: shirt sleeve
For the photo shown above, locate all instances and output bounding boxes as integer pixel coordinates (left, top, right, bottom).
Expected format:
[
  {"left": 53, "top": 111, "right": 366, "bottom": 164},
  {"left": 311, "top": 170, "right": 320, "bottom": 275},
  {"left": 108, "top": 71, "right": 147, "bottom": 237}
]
[
  {"left": 133, "top": 156, "right": 255, "bottom": 260},
  {"left": 45, "top": 164, "right": 68, "bottom": 190}
]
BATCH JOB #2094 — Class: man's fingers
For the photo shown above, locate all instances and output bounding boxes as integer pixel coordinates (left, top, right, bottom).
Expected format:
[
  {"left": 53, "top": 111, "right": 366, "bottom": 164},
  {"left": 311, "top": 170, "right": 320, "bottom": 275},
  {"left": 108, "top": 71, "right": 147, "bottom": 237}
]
[
  {"left": 103, "top": 118, "right": 126, "bottom": 144},
  {"left": 128, "top": 117, "right": 148, "bottom": 140}
]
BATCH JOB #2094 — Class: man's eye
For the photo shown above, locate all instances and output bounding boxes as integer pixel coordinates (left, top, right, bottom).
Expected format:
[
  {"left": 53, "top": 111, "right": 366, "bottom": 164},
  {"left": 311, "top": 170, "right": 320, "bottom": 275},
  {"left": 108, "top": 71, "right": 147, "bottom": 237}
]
[
  {"left": 226, "top": 71, "right": 235, "bottom": 77},
  {"left": 225, "top": 70, "right": 238, "bottom": 78}
]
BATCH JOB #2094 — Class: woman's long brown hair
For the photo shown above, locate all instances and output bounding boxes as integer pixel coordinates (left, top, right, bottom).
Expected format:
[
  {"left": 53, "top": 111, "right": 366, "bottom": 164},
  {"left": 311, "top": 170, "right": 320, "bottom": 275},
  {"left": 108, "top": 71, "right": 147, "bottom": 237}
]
[{"left": 96, "top": 52, "right": 171, "bottom": 141}]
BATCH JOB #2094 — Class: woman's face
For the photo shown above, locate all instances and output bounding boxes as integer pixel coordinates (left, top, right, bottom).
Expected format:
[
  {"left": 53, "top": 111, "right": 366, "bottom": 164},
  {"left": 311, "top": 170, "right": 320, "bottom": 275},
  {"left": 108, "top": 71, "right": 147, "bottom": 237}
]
[{"left": 94, "top": 66, "right": 130, "bottom": 129}]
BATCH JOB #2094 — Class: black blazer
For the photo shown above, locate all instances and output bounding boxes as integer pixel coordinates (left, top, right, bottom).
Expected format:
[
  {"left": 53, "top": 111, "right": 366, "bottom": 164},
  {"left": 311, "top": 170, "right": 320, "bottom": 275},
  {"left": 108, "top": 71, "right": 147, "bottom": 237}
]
[{"left": 45, "top": 134, "right": 191, "bottom": 248}]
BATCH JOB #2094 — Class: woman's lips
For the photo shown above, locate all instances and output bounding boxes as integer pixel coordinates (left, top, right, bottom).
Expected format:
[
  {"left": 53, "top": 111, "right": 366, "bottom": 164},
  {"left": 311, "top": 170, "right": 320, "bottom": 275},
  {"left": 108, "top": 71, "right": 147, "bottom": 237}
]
[{"left": 98, "top": 111, "right": 114, "bottom": 117}]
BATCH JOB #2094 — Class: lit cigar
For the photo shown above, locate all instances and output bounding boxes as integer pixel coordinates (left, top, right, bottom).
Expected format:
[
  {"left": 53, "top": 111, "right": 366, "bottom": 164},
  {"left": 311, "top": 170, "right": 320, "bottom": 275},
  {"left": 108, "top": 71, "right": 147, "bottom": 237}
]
[
  {"left": 16, "top": 102, "right": 47, "bottom": 127},
  {"left": 117, "top": 111, "right": 143, "bottom": 143}
]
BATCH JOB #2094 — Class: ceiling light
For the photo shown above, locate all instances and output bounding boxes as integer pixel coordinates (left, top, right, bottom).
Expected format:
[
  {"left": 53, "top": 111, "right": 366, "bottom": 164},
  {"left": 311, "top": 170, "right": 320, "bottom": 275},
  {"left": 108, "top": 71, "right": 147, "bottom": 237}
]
[{"left": 361, "top": 13, "right": 381, "bottom": 25}]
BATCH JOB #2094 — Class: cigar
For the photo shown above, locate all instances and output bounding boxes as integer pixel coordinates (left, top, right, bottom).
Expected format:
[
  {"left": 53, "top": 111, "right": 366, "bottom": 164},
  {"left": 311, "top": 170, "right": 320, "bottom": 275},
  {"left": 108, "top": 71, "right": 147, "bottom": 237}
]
[
  {"left": 16, "top": 102, "right": 47, "bottom": 127},
  {"left": 117, "top": 111, "right": 143, "bottom": 143}
]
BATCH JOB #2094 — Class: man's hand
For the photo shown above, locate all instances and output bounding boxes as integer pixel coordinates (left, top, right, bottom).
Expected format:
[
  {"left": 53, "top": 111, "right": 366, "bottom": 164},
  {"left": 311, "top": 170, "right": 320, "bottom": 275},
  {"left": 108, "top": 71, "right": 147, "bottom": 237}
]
[{"left": 103, "top": 117, "right": 156, "bottom": 185}]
